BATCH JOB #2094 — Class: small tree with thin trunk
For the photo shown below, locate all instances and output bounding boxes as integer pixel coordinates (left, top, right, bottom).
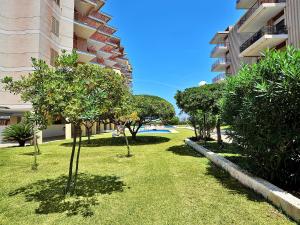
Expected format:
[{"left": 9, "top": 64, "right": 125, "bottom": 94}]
[
  {"left": 2, "top": 51, "right": 130, "bottom": 194},
  {"left": 175, "top": 83, "right": 224, "bottom": 144}
]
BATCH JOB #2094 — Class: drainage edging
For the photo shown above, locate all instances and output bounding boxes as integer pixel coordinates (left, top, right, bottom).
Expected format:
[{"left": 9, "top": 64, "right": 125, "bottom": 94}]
[{"left": 185, "top": 139, "right": 300, "bottom": 223}]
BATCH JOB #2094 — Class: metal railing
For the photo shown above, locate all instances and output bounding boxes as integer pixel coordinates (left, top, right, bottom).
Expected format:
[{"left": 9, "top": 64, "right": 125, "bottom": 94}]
[
  {"left": 212, "top": 73, "right": 228, "bottom": 83},
  {"left": 212, "top": 58, "right": 231, "bottom": 71},
  {"left": 240, "top": 25, "right": 288, "bottom": 53},
  {"left": 237, "top": 0, "right": 286, "bottom": 29},
  {"left": 211, "top": 42, "right": 229, "bottom": 56}
]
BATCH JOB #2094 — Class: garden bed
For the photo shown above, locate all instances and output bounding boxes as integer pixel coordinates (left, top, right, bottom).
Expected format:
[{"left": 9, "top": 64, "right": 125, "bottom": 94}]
[{"left": 197, "top": 140, "right": 300, "bottom": 199}]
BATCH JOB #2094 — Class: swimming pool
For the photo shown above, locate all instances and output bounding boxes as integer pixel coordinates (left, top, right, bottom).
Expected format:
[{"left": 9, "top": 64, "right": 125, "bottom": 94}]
[{"left": 138, "top": 129, "right": 171, "bottom": 134}]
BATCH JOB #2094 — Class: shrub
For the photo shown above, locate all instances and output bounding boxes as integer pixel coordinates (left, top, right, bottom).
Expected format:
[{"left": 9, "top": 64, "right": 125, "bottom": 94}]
[
  {"left": 167, "top": 116, "right": 180, "bottom": 125},
  {"left": 221, "top": 47, "right": 300, "bottom": 188},
  {"left": 2, "top": 122, "right": 33, "bottom": 147}
]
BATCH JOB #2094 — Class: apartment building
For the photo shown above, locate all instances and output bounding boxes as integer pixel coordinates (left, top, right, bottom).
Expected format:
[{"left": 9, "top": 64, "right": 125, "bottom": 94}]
[
  {"left": 210, "top": 0, "right": 300, "bottom": 83},
  {"left": 0, "top": 0, "right": 132, "bottom": 142}
]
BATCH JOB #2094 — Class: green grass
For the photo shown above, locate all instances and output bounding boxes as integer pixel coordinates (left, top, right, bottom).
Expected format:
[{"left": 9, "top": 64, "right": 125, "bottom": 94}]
[{"left": 0, "top": 130, "right": 296, "bottom": 225}]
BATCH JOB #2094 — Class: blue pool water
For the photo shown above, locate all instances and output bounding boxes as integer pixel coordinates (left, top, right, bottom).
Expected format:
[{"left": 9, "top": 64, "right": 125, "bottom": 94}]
[{"left": 138, "top": 129, "right": 171, "bottom": 134}]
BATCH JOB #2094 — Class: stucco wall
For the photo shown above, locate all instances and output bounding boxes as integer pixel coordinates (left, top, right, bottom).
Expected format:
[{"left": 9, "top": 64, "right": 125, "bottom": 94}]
[{"left": 0, "top": 0, "right": 74, "bottom": 106}]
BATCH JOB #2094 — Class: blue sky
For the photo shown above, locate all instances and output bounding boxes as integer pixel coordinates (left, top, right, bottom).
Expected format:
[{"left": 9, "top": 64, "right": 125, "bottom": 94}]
[{"left": 103, "top": 1, "right": 243, "bottom": 114}]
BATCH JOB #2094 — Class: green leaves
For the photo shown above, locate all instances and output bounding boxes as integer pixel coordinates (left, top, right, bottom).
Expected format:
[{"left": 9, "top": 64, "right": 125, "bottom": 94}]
[
  {"left": 132, "top": 95, "right": 175, "bottom": 123},
  {"left": 2, "top": 122, "right": 34, "bottom": 147},
  {"left": 221, "top": 46, "right": 300, "bottom": 188},
  {"left": 1, "top": 51, "right": 131, "bottom": 128}
]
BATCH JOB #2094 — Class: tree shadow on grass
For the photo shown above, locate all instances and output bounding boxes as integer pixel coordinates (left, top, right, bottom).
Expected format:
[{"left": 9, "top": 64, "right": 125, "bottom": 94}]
[
  {"left": 167, "top": 145, "right": 205, "bottom": 158},
  {"left": 60, "top": 136, "right": 170, "bottom": 148},
  {"left": 9, "top": 173, "right": 126, "bottom": 217},
  {"left": 20, "top": 152, "right": 42, "bottom": 156},
  {"left": 205, "top": 162, "right": 264, "bottom": 202}
]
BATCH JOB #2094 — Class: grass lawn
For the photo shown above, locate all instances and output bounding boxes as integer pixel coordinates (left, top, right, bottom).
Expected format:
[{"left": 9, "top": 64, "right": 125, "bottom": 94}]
[{"left": 0, "top": 129, "right": 296, "bottom": 225}]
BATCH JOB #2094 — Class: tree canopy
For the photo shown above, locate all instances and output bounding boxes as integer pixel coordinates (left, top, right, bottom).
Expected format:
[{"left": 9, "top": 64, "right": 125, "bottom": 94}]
[
  {"left": 175, "top": 83, "right": 223, "bottom": 142},
  {"left": 125, "top": 95, "right": 175, "bottom": 139},
  {"left": 2, "top": 50, "right": 130, "bottom": 193},
  {"left": 221, "top": 47, "right": 300, "bottom": 187}
]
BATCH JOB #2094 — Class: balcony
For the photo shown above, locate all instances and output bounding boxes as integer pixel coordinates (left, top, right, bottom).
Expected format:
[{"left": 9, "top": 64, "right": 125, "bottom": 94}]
[
  {"left": 87, "top": 38, "right": 106, "bottom": 51},
  {"left": 236, "top": 0, "right": 257, "bottom": 9},
  {"left": 74, "top": 38, "right": 96, "bottom": 63},
  {"left": 74, "top": 13, "right": 97, "bottom": 39},
  {"left": 210, "top": 31, "right": 229, "bottom": 44},
  {"left": 74, "top": 0, "right": 105, "bottom": 16},
  {"left": 104, "top": 58, "right": 117, "bottom": 67},
  {"left": 210, "top": 42, "right": 229, "bottom": 58},
  {"left": 89, "top": 11, "right": 112, "bottom": 23},
  {"left": 212, "top": 73, "right": 227, "bottom": 83},
  {"left": 115, "top": 57, "right": 128, "bottom": 65},
  {"left": 240, "top": 25, "right": 288, "bottom": 57},
  {"left": 76, "top": 49, "right": 96, "bottom": 63},
  {"left": 97, "top": 49, "right": 112, "bottom": 59},
  {"left": 211, "top": 58, "right": 231, "bottom": 72},
  {"left": 237, "top": 0, "right": 286, "bottom": 33}
]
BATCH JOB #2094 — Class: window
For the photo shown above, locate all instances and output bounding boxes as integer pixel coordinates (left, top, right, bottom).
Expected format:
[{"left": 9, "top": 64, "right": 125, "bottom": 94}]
[
  {"left": 54, "top": 0, "right": 60, "bottom": 6},
  {"left": 51, "top": 16, "right": 59, "bottom": 37},
  {"left": 50, "top": 48, "right": 58, "bottom": 66}
]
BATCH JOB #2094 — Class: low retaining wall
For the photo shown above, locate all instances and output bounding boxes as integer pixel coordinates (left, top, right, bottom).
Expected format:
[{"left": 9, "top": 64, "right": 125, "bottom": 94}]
[
  {"left": 185, "top": 139, "right": 300, "bottom": 223},
  {"left": 42, "top": 124, "right": 65, "bottom": 139}
]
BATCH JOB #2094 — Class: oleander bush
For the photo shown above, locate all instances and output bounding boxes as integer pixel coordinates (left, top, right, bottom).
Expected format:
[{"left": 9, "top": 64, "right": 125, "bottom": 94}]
[{"left": 221, "top": 47, "right": 300, "bottom": 188}]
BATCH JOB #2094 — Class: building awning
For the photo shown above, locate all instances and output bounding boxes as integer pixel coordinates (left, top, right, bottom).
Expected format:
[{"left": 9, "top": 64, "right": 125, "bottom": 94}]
[{"left": 0, "top": 105, "right": 32, "bottom": 116}]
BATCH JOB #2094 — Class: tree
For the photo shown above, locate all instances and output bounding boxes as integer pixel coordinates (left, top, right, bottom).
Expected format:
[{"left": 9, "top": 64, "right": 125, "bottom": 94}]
[
  {"left": 175, "top": 83, "right": 224, "bottom": 143},
  {"left": 3, "top": 58, "right": 53, "bottom": 169},
  {"left": 221, "top": 47, "right": 300, "bottom": 187},
  {"left": 167, "top": 116, "right": 180, "bottom": 125},
  {"left": 125, "top": 95, "right": 175, "bottom": 140},
  {"left": 2, "top": 51, "right": 130, "bottom": 194}
]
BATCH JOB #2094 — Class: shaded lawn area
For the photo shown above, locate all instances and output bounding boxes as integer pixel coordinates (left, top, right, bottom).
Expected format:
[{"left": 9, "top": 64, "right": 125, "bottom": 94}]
[
  {"left": 0, "top": 130, "right": 296, "bottom": 225},
  {"left": 199, "top": 140, "right": 300, "bottom": 199}
]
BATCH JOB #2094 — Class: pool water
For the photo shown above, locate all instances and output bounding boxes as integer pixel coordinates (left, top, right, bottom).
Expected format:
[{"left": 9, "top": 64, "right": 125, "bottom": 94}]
[{"left": 138, "top": 129, "right": 171, "bottom": 134}]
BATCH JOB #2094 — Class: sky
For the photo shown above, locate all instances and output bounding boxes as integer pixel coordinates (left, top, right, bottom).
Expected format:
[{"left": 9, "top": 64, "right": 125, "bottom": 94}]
[{"left": 103, "top": 1, "right": 244, "bottom": 115}]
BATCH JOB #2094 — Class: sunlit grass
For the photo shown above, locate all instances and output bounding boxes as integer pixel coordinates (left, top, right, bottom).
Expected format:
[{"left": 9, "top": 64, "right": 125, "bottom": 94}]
[{"left": 0, "top": 130, "right": 295, "bottom": 225}]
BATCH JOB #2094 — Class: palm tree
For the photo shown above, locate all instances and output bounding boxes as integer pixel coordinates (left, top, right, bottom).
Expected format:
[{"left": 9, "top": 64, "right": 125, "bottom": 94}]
[{"left": 2, "top": 122, "right": 33, "bottom": 147}]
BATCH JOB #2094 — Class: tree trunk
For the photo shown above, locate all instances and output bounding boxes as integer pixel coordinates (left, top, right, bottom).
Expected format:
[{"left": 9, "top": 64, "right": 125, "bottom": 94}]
[
  {"left": 123, "top": 129, "right": 131, "bottom": 157},
  {"left": 31, "top": 125, "right": 38, "bottom": 170},
  {"left": 216, "top": 118, "right": 222, "bottom": 144},
  {"left": 194, "top": 127, "right": 198, "bottom": 139},
  {"left": 203, "top": 114, "right": 207, "bottom": 145},
  {"left": 131, "top": 132, "right": 137, "bottom": 141},
  {"left": 87, "top": 127, "right": 91, "bottom": 144},
  {"left": 19, "top": 140, "right": 26, "bottom": 147},
  {"left": 65, "top": 124, "right": 77, "bottom": 194},
  {"left": 72, "top": 127, "right": 82, "bottom": 195},
  {"left": 192, "top": 121, "right": 198, "bottom": 139}
]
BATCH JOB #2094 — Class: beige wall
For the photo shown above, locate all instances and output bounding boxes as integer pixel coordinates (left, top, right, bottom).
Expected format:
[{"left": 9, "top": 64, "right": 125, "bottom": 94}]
[
  {"left": 228, "top": 26, "right": 258, "bottom": 75},
  {"left": 0, "top": 0, "right": 74, "bottom": 106}
]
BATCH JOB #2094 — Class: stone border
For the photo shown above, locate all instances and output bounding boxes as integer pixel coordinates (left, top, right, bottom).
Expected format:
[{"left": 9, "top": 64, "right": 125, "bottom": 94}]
[{"left": 185, "top": 139, "right": 300, "bottom": 223}]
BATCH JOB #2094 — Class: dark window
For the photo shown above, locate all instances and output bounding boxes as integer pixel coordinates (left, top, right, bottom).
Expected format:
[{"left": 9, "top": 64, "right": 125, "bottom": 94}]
[{"left": 51, "top": 16, "right": 59, "bottom": 37}]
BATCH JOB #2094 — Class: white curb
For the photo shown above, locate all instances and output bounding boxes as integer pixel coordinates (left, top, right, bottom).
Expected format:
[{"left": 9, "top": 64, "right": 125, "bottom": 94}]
[{"left": 185, "top": 139, "right": 300, "bottom": 223}]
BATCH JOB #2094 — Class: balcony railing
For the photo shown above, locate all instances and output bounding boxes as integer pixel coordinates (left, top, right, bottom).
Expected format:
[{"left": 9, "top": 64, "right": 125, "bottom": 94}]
[
  {"left": 212, "top": 73, "right": 227, "bottom": 83},
  {"left": 240, "top": 25, "right": 288, "bottom": 53},
  {"left": 74, "top": 12, "right": 99, "bottom": 30},
  {"left": 211, "top": 42, "right": 229, "bottom": 57},
  {"left": 212, "top": 58, "right": 231, "bottom": 70},
  {"left": 237, "top": 0, "right": 286, "bottom": 30}
]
